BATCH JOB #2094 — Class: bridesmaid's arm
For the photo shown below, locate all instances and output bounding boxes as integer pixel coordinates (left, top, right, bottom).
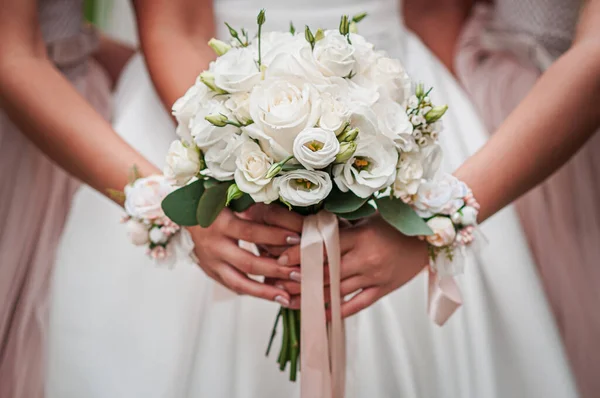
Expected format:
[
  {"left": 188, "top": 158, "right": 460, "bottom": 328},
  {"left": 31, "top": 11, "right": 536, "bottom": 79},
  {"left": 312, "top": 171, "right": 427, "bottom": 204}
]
[
  {"left": 455, "top": 0, "right": 600, "bottom": 222},
  {"left": 133, "top": 0, "right": 216, "bottom": 112},
  {"left": 0, "top": 0, "right": 158, "bottom": 203},
  {"left": 403, "top": 0, "right": 475, "bottom": 74},
  {"left": 93, "top": 33, "right": 137, "bottom": 90}
]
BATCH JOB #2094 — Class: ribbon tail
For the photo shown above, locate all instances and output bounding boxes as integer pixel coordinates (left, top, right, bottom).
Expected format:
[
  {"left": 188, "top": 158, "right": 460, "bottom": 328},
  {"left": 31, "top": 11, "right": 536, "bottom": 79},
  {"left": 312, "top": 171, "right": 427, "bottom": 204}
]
[
  {"left": 317, "top": 212, "right": 346, "bottom": 398},
  {"left": 301, "top": 215, "right": 331, "bottom": 398},
  {"left": 427, "top": 267, "right": 463, "bottom": 326}
]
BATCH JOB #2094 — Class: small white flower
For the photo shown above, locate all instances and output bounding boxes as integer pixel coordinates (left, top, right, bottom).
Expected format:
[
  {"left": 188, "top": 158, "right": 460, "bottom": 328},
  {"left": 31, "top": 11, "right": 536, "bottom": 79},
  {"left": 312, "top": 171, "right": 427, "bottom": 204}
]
[
  {"left": 459, "top": 206, "right": 479, "bottom": 226},
  {"left": 149, "top": 227, "right": 169, "bottom": 245},
  {"left": 393, "top": 151, "right": 424, "bottom": 198},
  {"left": 225, "top": 92, "right": 252, "bottom": 124},
  {"left": 126, "top": 220, "right": 150, "bottom": 246},
  {"left": 163, "top": 140, "right": 201, "bottom": 186},
  {"left": 191, "top": 100, "right": 239, "bottom": 150},
  {"left": 277, "top": 170, "right": 332, "bottom": 207},
  {"left": 246, "top": 77, "right": 321, "bottom": 161},
  {"left": 124, "top": 175, "right": 174, "bottom": 220},
  {"left": 202, "top": 133, "right": 242, "bottom": 181},
  {"left": 411, "top": 114, "right": 426, "bottom": 126},
  {"left": 426, "top": 216, "right": 457, "bottom": 247},
  {"left": 413, "top": 174, "right": 468, "bottom": 218},
  {"left": 293, "top": 127, "right": 340, "bottom": 170},
  {"left": 333, "top": 135, "right": 398, "bottom": 198},
  {"left": 234, "top": 136, "right": 273, "bottom": 196},
  {"left": 407, "top": 95, "right": 419, "bottom": 109},
  {"left": 212, "top": 47, "right": 261, "bottom": 93},
  {"left": 313, "top": 31, "right": 356, "bottom": 77}
]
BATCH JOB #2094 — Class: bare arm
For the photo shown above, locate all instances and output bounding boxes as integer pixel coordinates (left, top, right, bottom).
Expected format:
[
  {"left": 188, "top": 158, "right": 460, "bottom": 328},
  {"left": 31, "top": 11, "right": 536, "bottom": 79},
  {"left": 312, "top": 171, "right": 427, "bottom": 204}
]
[
  {"left": 403, "top": 0, "right": 475, "bottom": 74},
  {"left": 133, "top": 0, "right": 216, "bottom": 112},
  {"left": 455, "top": 0, "right": 600, "bottom": 222},
  {"left": 0, "top": 0, "right": 158, "bottom": 203},
  {"left": 93, "top": 32, "right": 136, "bottom": 89}
]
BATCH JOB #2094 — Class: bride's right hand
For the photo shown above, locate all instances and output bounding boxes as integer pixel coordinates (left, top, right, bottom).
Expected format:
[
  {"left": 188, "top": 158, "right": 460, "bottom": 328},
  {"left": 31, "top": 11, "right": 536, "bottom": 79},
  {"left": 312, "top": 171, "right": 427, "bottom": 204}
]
[{"left": 187, "top": 208, "right": 301, "bottom": 306}]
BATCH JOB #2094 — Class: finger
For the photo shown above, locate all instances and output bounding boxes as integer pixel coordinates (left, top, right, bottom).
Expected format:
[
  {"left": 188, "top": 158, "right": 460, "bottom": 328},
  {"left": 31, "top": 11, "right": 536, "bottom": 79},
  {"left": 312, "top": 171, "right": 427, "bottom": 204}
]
[
  {"left": 339, "top": 252, "right": 364, "bottom": 279},
  {"left": 242, "top": 203, "right": 304, "bottom": 233},
  {"left": 276, "top": 245, "right": 301, "bottom": 266},
  {"left": 217, "top": 265, "right": 291, "bottom": 306},
  {"left": 266, "top": 279, "right": 302, "bottom": 295},
  {"left": 339, "top": 287, "right": 381, "bottom": 318},
  {"left": 339, "top": 227, "right": 360, "bottom": 254},
  {"left": 220, "top": 240, "right": 301, "bottom": 280},
  {"left": 223, "top": 215, "right": 300, "bottom": 246},
  {"left": 258, "top": 245, "right": 288, "bottom": 258},
  {"left": 339, "top": 275, "right": 368, "bottom": 297},
  {"left": 289, "top": 294, "right": 301, "bottom": 310}
]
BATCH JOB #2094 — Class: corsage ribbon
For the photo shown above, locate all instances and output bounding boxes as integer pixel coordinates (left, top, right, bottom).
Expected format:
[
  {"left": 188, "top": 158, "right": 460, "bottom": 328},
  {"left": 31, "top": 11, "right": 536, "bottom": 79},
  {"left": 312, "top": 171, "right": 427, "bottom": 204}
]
[
  {"left": 301, "top": 211, "right": 345, "bottom": 398},
  {"left": 427, "top": 269, "right": 463, "bottom": 326}
]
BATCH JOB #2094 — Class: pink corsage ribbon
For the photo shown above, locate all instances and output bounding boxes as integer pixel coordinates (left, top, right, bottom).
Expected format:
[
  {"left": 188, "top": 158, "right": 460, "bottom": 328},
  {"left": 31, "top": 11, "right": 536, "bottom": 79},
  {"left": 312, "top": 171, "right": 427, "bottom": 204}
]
[
  {"left": 427, "top": 267, "right": 463, "bottom": 326},
  {"left": 301, "top": 211, "right": 345, "bottom": 398}
]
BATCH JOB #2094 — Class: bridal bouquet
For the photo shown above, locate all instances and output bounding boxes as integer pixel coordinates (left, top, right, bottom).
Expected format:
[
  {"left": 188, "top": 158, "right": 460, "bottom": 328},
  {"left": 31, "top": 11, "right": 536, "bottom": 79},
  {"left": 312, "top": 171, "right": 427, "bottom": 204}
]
[{"left": 158, "top": 10, "right": 480, "bottom": 388}]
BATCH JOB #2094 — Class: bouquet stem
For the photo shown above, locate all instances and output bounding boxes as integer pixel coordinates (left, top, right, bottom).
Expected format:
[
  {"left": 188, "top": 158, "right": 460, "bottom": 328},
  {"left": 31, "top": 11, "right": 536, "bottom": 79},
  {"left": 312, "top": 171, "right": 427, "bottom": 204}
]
[{"left": 267, "top": 307, "right": 301, "bottom": 381}]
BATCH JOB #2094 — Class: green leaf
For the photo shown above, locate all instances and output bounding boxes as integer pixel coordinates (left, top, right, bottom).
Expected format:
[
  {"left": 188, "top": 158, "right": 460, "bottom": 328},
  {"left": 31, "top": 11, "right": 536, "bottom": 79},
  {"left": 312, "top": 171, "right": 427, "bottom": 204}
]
[
  {"left": 161, "top": 180, "right": 205, "bottom": 226},
  {"left": 229, "top": 194, "right": 255, "bottom": 213},
  {"left": 375, "top": 196, "right": 433, "bottom": 236},
  {"left": 196, "top": 182, "right": 233, "bottom": 227},
  {"left": 203, "top": 178, "right": 221, "bottom": 189},
  {"left": 337, "top": 201, "right": 376, "bottom": 220},
  {"left": 324, "top": 186, "right": 369, "bottom": 214}
]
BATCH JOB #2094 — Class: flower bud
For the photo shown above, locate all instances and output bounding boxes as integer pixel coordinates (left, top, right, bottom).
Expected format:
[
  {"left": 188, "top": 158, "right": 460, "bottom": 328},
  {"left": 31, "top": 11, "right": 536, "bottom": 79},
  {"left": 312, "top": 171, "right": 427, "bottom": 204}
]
[
  {"left": 415, "top": 82, "right": 425, "bottom": 99},
  {"left": 305, "top": 25, "right": 315, "bottom": 47},
  {"left": 335, "top": 141, "right": 357, "bottom": 163},
  {"left": 339, "top": 15, "right": 349, "bottom": 35},
  {"left": 257, "top": 9, "right": 266, "bottom": 25},
  {"left": 314, "top": 28, "right": 325, "bottom": 42},
  {"left": 225, "top": 22, "right": 239, "bottom": 39},
  {"left": 352, "top": 12, "right": 368, "bottom": 23},
  {"left": 205, "top": 113, "right": 229, "bottom": 127},
  {"left": 425, "top": 105, "right": 448, "bottom": 123},
  {"left": 338, "top": 128, "right": 359, "bottom": 142},
  {"left": 289, "top": 22, "right": 296, "bottom": 35},
  {"left": 199, "top": 71, "right": 227, "bottom": 94},
  {"left": 226, "top": 184, "right": 244, "bottom": 206},
  {"left": 349, "top": 21, "right": 358, "bottom": 34},
  {"left": 265, "top": 163, "right": 283, "bottom": 180},
  {"left": 208, "top": 38, "right": 232, "bottom": 56}
]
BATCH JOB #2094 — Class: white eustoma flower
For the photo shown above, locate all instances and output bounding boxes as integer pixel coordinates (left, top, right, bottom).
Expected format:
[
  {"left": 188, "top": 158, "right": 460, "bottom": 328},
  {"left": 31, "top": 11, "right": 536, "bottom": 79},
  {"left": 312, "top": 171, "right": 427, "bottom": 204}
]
[
  {"left": 277, "top": 170, "right": 332, "bottom": 207},
  {"left": 212, "top": 47, "right": 261, "bottom": 93},
  {"left": 333, "top": 136, "right": 398, "bottom": 198},
  {"left": 413, "top": 174, "right": 468, "bottom": 218},
  {"left": 190, "top": 100, "right": 239, "bottom": 150},
  {"left": 246, "top": 77, "right": 322, "bottom": 161},
  {"left": 293, "top": 127, "right": 340, "bottom": 170},
  {"left": 225, "top": 92, "right": 252, "bottom": 124},
  {"left": 124, "top": 175, "right": 174, "bottom": 220},
  {"left": 313, "top": 31, "right": 356, "bottom": 77},
  {"left": 201, "top": 133, "right": 242, "bottom": 181},
  {"left": 426, "top": 216, "right": 457, "bottom": 247},
  {"left": 393, "top": 151, "right": 424, "bottom": 198},
  {"left": 149, "top": 227, "right": 169, "bottom": 245},
  {"left": 234, "top": 136, "right": 274, "bottom": 197},
  {"left": 163, "top": 140, "right": 201, "bottom": 186},
  {"left": 172, "top": 82, "right": 213, "bottom": 143},
  {"left": 319, "top": 93, "right": 349, "bottom": 134},
  {"left": 373, "top": 99, "right": 414, "bottom": 144},
  {"left": 126, "top": 220, "right": 150, "bottom": 246}
]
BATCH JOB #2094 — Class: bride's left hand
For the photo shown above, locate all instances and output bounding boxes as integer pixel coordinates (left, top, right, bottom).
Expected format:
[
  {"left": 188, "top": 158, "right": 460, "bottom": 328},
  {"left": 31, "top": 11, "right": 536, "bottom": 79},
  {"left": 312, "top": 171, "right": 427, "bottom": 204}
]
[{"left": 275, "top": 215, "right": 429, "bottom": 317}]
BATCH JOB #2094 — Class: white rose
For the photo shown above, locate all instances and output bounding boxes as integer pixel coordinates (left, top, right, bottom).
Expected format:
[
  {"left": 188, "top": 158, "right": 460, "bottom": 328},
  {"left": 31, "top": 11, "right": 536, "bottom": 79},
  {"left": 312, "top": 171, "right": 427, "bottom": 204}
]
[
  {"left": 328, "top": 76, "right": 379, "bottom": 107},
  {"left": 201, "top": 133, "right": 242, "bottom": 181},
  {"left": 126, "top": 220, "right": 150, "bottom": 246},
  {"left": 413, "top": 174, "right": 469, "bottom": 218},
  {"left": 313, "top": 31, "right": 356, "bottom": 77},
  {"left": 234, "top": 136, "right": 273, "bottom": 195},
  {"left": 225, "top": 92, "right": 252, "bottom": 124},
  {"left": 250, "top": 180, "right": 280, "bottom": 204},
  {"left": 365, "top": 56, "right": 412, "bottom": 104},
  {"left": 333, "top": 136, "right": 398, "bottom": 198},
  {"left": 393, "top": 151, "right": 424, "bottom": 198},
  {"left": 124, "top": 175, "right": 174, "bottom": 220},
  {"left": 277, "top": 170, "right": 332, "bottom": 207},
  {"left": 212, "top": 47, "right": 261, "bottom": 93},
  {"left": 149, "top": 227, "right": 169, "bottom": 245},
  {"left": 293, "top": 128, "right": 340, "bottom": 170},
  {"left": 163, "top": 140, "right": 201, "bottom": 186},
  {"left": 426, "top": 217, "right": 457, "bottom": 247},
  {"left": 348, "top": 33, "right": 378, "bottom": 74},
  {"left": 172, "top": 82, "right": 213, "bottom": 143},
  {"left": 458, "top": 206, "right": 479, "bottom": 226},
  {"left": 252, "top": 31, "right": 295, "bottom": 64},
  {"left": 373, "top": 99, "right": 414, "bottom": 144},
  {"left": 191, "top": 100, "right": 239, "bottom": 150},
  {"left": 319, "top": 93, "right": 349, "bottom": 134},
  {"left": 246, "top": 77, "right": 321, "bottom": 161}
]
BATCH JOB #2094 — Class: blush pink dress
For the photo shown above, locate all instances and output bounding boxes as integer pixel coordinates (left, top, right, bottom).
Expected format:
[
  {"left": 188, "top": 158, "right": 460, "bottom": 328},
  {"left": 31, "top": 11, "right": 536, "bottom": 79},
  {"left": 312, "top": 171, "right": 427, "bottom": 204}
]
[
  {"left": 0, "top": 1, "right": 111, "bottom": 397},
  {"left": 455, "top": 2, "right": 600, "bottom": 397}
]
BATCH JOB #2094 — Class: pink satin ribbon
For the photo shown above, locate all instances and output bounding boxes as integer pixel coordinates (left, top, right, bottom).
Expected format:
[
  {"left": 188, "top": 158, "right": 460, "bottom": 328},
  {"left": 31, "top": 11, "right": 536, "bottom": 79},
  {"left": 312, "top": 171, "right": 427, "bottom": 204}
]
[
  {"left": 427, "top": 268, "right": 463, "bottom": 326},
  {"left": 301, "top": 211, "right": 345, "bottom": 398}
]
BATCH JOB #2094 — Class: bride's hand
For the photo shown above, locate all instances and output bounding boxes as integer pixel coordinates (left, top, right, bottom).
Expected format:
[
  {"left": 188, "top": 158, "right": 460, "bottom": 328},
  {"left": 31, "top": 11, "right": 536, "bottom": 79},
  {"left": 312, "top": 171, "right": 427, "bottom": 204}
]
[
  {"left": 187, "top": 207, "right": 303, "bottom": 305},
  {"left": 277, "top": 215, "right": 429, "bottom": 316}
]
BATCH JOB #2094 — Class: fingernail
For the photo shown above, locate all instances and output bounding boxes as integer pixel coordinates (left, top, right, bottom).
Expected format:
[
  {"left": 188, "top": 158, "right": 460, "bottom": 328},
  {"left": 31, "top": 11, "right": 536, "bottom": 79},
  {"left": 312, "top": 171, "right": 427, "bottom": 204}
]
[
  {"left": 274, "top": 295, "right": 290, "bottom": 307},
  {"left": 290, "top": 271, "right": 301, "bottom": 283},
  {"left": 277, "top": 255, "right": 288, "bottom": 266},
  {"left": 286, "top": 235, "right": 301, "bottom": 245},
  {"left": 275, "top": 284, "right": 285, "bottom": 290}
]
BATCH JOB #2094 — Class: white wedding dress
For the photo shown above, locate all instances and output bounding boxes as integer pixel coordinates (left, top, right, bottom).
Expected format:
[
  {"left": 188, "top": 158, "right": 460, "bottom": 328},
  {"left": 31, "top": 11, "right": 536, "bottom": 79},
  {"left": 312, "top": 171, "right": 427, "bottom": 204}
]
[{"left": 47, "top": 0, "right": 578, "bottom": 397}]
